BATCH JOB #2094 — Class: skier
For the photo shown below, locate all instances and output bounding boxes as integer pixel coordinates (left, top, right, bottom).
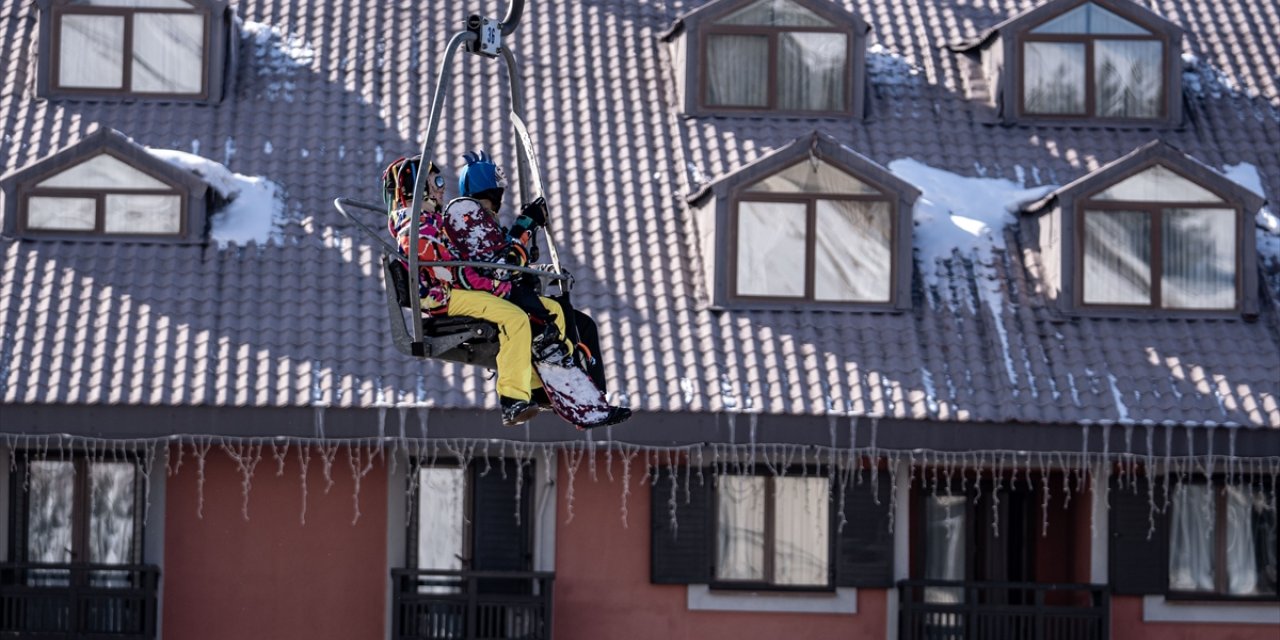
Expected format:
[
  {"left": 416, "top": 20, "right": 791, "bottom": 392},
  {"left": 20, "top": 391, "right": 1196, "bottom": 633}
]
[{"left": 383, "top": 156, "right": 565, "bottom": 426}]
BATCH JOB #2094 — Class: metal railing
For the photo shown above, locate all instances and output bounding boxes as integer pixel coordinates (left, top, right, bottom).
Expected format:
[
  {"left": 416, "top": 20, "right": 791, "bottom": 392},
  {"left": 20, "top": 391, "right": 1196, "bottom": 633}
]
[
  {"left": 392, "top": 569, "right": 554, "bottom": 640},
  {"left": 0, "top": 563, "right": 159, "bottom": 639},
  {"left": 898, "top": 580, "right": 1109, "bottom": 640}
]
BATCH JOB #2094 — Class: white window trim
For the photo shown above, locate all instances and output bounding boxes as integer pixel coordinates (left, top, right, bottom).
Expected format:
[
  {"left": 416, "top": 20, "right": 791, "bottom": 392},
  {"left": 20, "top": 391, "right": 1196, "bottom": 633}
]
[
  {"left": 1142, "top": 596, "right": 1280, "bottom": 625},
  {"left": 686, "top": 584, "right": 857, "bottom": 614}
]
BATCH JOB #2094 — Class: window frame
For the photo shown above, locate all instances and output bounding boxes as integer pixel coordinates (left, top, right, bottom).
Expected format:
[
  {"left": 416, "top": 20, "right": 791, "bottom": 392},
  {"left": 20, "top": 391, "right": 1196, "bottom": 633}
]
[
  {"left": 1072, "top": 162, "right": 1243, "bottom": 312},
  {"left": 15, "top": 150, "right": 189, "bottom": 239},
  {"left": 1016, "top": 29, "right": 1168, "bottom": 122},
  {"left": 7, "top": 453, "right": 146, "bottom": 568},
  {"left": 1164, "top": 476, "right": 1278, "bottom": 602},
  {"left": 698, "top": 21, "right": 854, "bottom": 116},
  {"left": 49, "top": 2, "right": 212, "bottom": 100},
  {"left": 404, "top": 458, "right": 534, "bottom": 573},
  {"left": 710, "top": 469, "right": 835, "bottom": 592},
  {"left": 728, "top": 189, "right": 898, "bottom": 306}
]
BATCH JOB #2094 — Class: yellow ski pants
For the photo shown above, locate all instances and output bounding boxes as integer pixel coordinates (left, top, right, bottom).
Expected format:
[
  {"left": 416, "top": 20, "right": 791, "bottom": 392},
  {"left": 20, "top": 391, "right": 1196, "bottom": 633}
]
[{"left": 446, "top": 289, "right": 569, "bottom": 401}]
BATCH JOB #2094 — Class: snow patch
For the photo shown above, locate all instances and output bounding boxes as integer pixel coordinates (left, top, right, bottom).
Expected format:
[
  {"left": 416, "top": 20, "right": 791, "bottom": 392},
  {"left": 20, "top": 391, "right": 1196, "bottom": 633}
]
[
  {"left": 242, "top": 20, "right": 316, "bottom": 102},
  {"left": 867, "top": 44, "right": 921, "bottom": 86},
  {"left": 148, "top": 148, "right": 285, "bottom": 248}
]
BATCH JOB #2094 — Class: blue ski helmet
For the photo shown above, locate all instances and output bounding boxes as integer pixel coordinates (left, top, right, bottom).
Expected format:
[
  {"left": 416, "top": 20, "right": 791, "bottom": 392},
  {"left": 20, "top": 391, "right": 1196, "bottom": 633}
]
[{"left": 458, "top": 150, "right": 507, "bottom": 198}]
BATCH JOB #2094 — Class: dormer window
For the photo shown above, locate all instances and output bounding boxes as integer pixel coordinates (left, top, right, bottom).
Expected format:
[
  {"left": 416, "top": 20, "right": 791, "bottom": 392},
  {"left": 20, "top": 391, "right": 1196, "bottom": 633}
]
[
  {"left": 37, "top": 0, "right": 234, "bottom": 102},
  {"left": 1022, "top": 141, "right": 1265, "bottom": 317},
  {"left": 662, "top": 0, "right": 869, "bottom": 118},
  {"left": 1, "top": 128, "right": 211, "bottom": 243},
  {"left": 688, "top": 132, "right": 919, "bottom": 311},
  {"left": 1022, "top": 2, "right": 1163, "bottom": 119},
  {"left": 952, "top": 0, "right": 1182, "bottom": 127}
]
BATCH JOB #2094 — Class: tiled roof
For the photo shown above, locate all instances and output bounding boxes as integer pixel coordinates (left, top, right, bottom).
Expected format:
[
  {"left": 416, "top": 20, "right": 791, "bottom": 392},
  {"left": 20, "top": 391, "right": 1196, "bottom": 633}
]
[{"left": 1, "top": 0, "right": 1278, "bottom": 431}]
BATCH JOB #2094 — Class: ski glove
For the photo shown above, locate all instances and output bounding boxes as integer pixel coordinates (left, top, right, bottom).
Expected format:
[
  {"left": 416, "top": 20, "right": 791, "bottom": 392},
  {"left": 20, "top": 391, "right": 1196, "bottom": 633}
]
[{"left": 520, "top": 197, "right": 548, "bottom": 227}]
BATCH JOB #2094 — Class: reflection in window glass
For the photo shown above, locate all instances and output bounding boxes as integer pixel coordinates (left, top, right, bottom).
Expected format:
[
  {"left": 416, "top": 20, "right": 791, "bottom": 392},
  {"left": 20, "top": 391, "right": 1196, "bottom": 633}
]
[
  {"left": 89, "top": 463, "right": 137, "bottom": 565},
  {"left": 815, "top": 200, "right": 891, "bottom": 302},
  {"left": 718, "top": 0, "right": 832, "bottom": 27},
  {"left": 1094, "top": 40, "right": 1162, "bottom": 118},
  {"left": 737, "top": 201, "right": 806, "bottom": 297},
  {"left": 1162, "top": 208, "right": 1236, "bottom": 309},
  {"left": 417, "top": 468, "right": 466, "bottom": 572},
  {"left": 778, "top": 32, "right": 846, "bottom": 111},
  {"left": 1093, "top": 165, "right": 1223, "bottom": 203},
  {"left": 716, "top": 476, "right": 765, "bottom": 581},
  {"left": 1024, "top": 42, "right": 1085, "bottom": 114},
  {"left": 105, "top": 194, "right": 181, "bottom": 234},
  {"left": 706, "top": 35, "right": 769, "bottom": 107},
  {"left": 59, "top": 14, "right": 125, "bottom": 89},
  {"left": 773, "top": 477, "right": 829, "bottom": 586},
  {"left": 133, "top": 13, "right": 205, "bottom": 94},
  {"left": 746, "top": 160, "right": 878, "bottom": 194},
  {"left": 27, "top": 462, "right": 75, "bottom": 564},
  {"left": 1083, "top": 210, "right": 1151, "bottom": 305},
  {"left": 38, "top": 154, "right": 171, "bottom": 190},
  {"left": 27, "top": 197, "right": 97, "bottom": 231}
]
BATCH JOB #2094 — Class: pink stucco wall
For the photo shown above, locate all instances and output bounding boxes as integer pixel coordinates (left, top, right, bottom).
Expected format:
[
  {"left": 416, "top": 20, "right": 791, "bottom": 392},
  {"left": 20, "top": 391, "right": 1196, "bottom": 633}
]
[
  {"left": 1111, "top": 596, "right": 1278, "bottom": 640},
  {"left": 162, "top": 446, "right": 388, "bottom": 640},
  {"left": 551, "top": 452, "right": 890, "bottom": 640}
]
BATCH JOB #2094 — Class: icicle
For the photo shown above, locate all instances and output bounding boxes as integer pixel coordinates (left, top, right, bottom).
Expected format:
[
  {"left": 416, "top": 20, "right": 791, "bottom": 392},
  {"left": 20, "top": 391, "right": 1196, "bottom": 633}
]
[
  {"left": 298, "top": 442, "right": 313, "bottom": 525},
  {"left": 619, "top": 444, "right": 639, "bottom": 527},
  {"left": 683, "top": 453, "right": 692, "bottom": 505},
  {"left": 667, "top": 451, "right": 680, "bottom": 538},
  {"left": 1202, "top": 425, "right": 1215, "bottom": 482},
  {"left": 138, "top": 443, "right": 158, "bottom": 526},
  {"left": 193, "top": 437, "right": 213, "bottom": 519},
  {"left": 222, "top": 441, "right": 263, "bottom": 520},
  {"left": 991, "top": 454, "right": 1003, "bottom": 537},
  {"left": 727, "top": 412, "right": 737, "bottom": 446},
  {"left": 564, "top": 442, "right": 585, "bottom": 524},
  {"left": 1039, "top": 452, "right": 1051, "bottom": 536},
  {"left": 347, "top": 443, "right": 376, "bottom": 525},
  {"left": 513, "top": 445, "right": 531, "bottom": 527},
  {"left": 1227, "top": 428, "right": 1237, "bottom": 488},
  {"left": 586, "top": 434, "right": 598, "bottom": 482},
  {"left": 1024, "top": 451, "right": 1033, "bottom": 492},
  {"left": 271, "top": 439, "right": 290, "bottom": 477},
  {"left": 319, "top": 441, "right": 340, "bottom": 494},
  {"left": 167, "top": 438, "right": 185, "bottom": 477},
  {"left": 973, "top": 451, "right": 985, "bottom": 507},
  {"left": 886, "top": 452, "right": 900, "bottom": 534},
  {"left": 1079, "top": 424, "right": 1090, "bottom": 495},
  {"left": 748, "top": 413, "right": 758, "bottom": 470}
]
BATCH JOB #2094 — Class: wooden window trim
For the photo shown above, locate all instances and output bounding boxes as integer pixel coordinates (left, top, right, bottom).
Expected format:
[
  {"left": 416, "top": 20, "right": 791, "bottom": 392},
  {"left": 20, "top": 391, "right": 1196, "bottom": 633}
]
[
  {"left": 1016, "top": 30, "right": 1168, "bottom": 122},
  {"left": 710, "top": 470, "right": 834, "bottom": 591},
  {"left": 729, "top": 192, "right": 896, "bottom": 306},
  {"left": 1073, "top": 164, "right": 1243, "bottom": 312},
  {"left": 50, "top": 5, "right": 211, "bottom": 100},
  {"left": 1165, "top": 476, "right": 1278, "bottom": 602},
  {"left": 697, "top": 22, "right": 854, "bottom": 117}
]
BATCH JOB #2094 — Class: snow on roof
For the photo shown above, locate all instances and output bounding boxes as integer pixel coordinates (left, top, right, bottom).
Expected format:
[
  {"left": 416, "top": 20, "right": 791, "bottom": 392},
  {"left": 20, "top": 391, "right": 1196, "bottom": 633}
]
[
  {"left": 148, "top": 148, "right": 284, "bottom": 248},
  {"left": 867, "top": 44, "right": 921, "bottom": 86},
  {"left": 241, "top": 20, "right": 316, "bottom": 102}
]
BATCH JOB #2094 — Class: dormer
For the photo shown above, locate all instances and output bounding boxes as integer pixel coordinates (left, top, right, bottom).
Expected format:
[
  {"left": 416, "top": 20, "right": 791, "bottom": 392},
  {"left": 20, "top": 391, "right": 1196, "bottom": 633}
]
[
  {"left": 953, "top": 0, "right": 1183, "bottom": 127},
  {"left": 1023, "top": 141, "right": 1266, "bottom": 317},
  {"left": 35, "top": 0, "right": 235, "bottom": 103},
  {"left": 688, "top": 132, "right": 920, "bottom": 311},
  {"left": 661, "top": 0, "right": 870, "bottom": 119},
  {"left": 0, "top": 128, "right": 211, "bottom": 243}
]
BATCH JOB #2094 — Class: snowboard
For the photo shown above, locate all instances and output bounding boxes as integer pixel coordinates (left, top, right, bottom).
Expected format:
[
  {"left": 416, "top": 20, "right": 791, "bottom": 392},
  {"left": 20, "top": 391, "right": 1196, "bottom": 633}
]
[{"left": 535, "top": 358, "right": 632, "bottom": 430}]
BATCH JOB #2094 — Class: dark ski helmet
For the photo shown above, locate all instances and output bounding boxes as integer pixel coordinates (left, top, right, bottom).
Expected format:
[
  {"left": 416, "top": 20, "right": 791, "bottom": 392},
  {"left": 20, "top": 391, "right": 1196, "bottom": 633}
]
[
  {"left": 458, "top": 150, "right": 507, "bottom": 204},
  {"left": 382, "top": 155, "right": 442, "bottom": 209}
]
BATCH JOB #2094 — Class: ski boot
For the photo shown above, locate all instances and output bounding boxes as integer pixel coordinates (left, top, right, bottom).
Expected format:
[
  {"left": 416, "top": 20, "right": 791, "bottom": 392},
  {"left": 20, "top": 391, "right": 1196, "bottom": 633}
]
[{"left": 500, "top": 396, "right": 540, "bottom": 426}]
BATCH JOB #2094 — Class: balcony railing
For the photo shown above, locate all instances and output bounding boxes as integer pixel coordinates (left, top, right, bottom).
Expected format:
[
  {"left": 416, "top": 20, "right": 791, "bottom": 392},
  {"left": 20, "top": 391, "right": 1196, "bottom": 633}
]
[
  {"left": 899, "top": 580, "right": 1109, "bottom": 640},
  {"left": 392, "top": 569, "right": 554, "bottom": 640},
  {"left": 0, "top": 563, "right": 159, "bottom": 639}
]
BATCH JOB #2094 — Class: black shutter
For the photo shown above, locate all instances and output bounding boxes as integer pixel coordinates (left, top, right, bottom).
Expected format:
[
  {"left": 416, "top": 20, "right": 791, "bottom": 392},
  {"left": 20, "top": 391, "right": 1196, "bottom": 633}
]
[
  {"left": 834, "top": 471, "right": 894, "bottom": 587},
  {"left": 650, "top": 468, "right": 714, "bottom": 584},
  {"left": 1109, "top": 475, "right": 1168, "bottom": 594},
  {"left": 471, "top": 459, "right": 533, "bottom": 573}
]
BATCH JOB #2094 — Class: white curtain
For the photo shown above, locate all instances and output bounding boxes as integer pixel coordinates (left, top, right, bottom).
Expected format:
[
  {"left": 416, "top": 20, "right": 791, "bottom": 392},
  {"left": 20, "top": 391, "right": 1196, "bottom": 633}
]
[
  {"left": 88, "top": 463, "right": 136, "bottom": 565},
  {"left": 1095, "top": 40, "right": 1162, "bottom": 118},
  {"left": 105, "top": 194, "right": 182, "bottom": 234},
  {"left": 38, "top": 154, "right": 170, "bottom": 190},
  {"left": 1031, "top": 2, "right": 1150, "bottom": 35},
  {"left": 1094, "top": 165, "right": 1223, "bottom": 203},
  {"left": 1162, "top": 208, "right": 1236, "bottom": 310},
  {"left": 706, "top": 35, "right": 769, "bottom": 107},
  {"left": 1169, "top": 483, "right": 1216, "bottom": 592},
  {"left": 27, "top": 196, "right": 97, "bottom": 231},
  {"left": 814, "top": 200, "right": 891, "bottom": 302},
  {"left": 717, "top": 476, "right": 766, "bottom": 581},
  {"left": 26, "top": 462, "right": 76, "bottom": 564},
  {"left": 1024, "top": 42, "right": 1085, "bottom": 114},
  {"left": 778, "top": 32, "right": 846, "bottom": 111},
  {"left": 772, "top": 477, "right": 829, "bottom": 586},
  {"left": 58, "top": 14, "right": 125, "bottom": 88},
  {"left": 925, "top": 496, "right": 966, "bottom": 605},
  {"left": 1083, "top": 210, "right": 1151, "bottom": 305},
  {"left": 132, "top": 12, "right": 205, "bottom": 94},
  {"left": 737, "top": 200, "right": 807, "bottom": 297},
  {"left": 417, "top": 467, "right": 466, "bottom": 593}
]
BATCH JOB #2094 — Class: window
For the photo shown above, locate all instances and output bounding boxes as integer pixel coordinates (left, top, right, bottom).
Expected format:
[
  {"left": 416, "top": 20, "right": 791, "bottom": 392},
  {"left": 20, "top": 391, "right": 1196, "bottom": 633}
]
[
  {"left": 18, "top": 152, "right": 185, "bottom": 237},
  {"left": 716, "top": 474, "right": 830, "bottom": 587},
  {"left": 1168, "top": 481, "right": 1276, "bottom": 598},
  {"left": 733, "top": 159, "right": 894, "bottom": 303},
  {"left": 1078, "top": 164, "right": 1238, "bottom": 310},
  {"left": 407, "top": 459, "right": 533, "bottom": 576},
  {"left": 701, "top": 0, "right": 852, "bottom": 114},
  {"left": 1020, "top": 1, "right": 1166, "bottom": 119},
  {"left": 50, "top": 0, "right": 207, "bottom": 97}
]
